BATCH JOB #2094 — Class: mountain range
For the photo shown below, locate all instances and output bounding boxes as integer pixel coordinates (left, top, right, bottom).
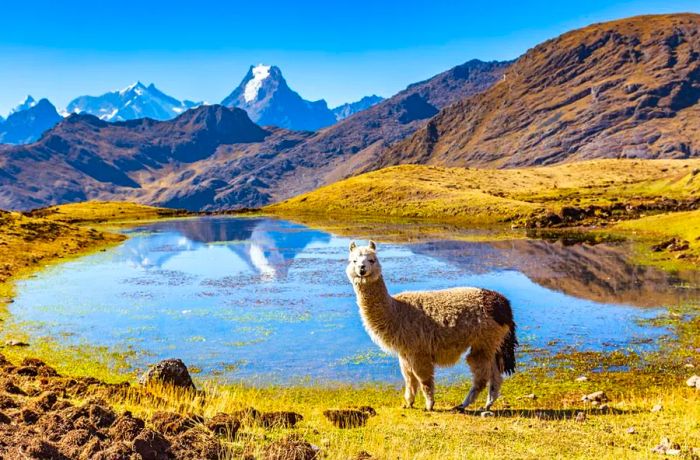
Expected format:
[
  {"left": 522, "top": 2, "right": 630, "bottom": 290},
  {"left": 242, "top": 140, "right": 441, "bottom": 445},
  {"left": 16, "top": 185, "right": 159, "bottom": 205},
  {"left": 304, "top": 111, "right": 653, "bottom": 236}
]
[
  {"left": 66, "top": 82, "right": 201, "bottom": 122},
  {"left": 2, "top": 13, "right": 700, "bottom": 212},
  {"left": 331, "top": 95, "right": 384, "bottom": 121}
]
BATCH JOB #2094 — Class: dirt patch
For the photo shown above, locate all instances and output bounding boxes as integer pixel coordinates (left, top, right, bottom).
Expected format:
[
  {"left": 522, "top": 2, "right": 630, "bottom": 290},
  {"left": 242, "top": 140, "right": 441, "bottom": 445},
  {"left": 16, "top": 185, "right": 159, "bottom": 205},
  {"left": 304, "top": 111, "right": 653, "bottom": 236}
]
[
  {"left": 258, "top": 411, "right": 304, "bottom": 428},
  {"left": 261, "top": 434, "right": 319, "bottom": 460},
  {"left": 323, "top": 409, "right": 371, "bottom": 428}
]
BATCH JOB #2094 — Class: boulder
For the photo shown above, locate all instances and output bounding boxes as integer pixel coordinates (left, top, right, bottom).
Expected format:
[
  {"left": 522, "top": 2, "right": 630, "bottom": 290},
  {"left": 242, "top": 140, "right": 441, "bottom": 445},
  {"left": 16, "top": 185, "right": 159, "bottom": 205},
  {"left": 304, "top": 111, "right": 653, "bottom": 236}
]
[{"left": 138, "top": 359, "right": 195, "bottom": 390}]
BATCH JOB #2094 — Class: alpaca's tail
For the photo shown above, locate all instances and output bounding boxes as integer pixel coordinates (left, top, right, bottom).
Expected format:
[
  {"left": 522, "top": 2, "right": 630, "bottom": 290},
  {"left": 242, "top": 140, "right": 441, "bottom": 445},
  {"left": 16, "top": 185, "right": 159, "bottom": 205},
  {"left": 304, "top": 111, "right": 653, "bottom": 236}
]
[
  {"left": 494, "top": 297, "right": 518, "bottom": 376},
  {"left": 497, "top": 321, "right": 518, "bottom": 375}
]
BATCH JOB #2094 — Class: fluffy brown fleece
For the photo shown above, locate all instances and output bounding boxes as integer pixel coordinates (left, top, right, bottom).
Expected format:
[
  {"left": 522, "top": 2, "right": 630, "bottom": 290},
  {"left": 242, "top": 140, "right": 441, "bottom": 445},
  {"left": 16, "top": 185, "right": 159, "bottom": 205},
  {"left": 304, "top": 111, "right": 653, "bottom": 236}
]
[{"left": 347, "top": 241, "right": 517, "bottom": 411}]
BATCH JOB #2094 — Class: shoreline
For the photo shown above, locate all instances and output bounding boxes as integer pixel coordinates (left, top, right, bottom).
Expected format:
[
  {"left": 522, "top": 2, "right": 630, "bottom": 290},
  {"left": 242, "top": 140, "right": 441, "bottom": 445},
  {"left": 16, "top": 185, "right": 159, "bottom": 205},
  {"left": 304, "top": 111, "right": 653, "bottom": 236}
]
[{"left": 0, "top": 200, "right": 698, "bottom": 458}]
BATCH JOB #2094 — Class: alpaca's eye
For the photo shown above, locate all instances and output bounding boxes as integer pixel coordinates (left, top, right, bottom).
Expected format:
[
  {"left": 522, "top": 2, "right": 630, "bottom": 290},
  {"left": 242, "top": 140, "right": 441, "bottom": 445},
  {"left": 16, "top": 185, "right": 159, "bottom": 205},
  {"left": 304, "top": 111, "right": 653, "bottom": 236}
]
[
  {"left": 352, "top": 260, "right": 357, "bottom": 263},
  {"left": 369, "top": 260, "right": 375, "bottom": 264}
]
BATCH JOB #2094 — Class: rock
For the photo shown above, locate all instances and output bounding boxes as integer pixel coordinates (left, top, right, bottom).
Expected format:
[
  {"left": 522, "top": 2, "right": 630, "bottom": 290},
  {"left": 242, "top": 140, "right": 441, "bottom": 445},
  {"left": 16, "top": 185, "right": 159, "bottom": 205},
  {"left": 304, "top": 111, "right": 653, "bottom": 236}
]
[
  {"left": 480, "top": 411, "right": 495, "bottom": 418},
  {"left": 651, "top": 437, "right": 681, "bottom": 455},
  {"left": 651, "top": 404, "right": 663, "bottom": 413},
  {"left": 323, "top": 409, "right": 369, "bottom": 428},
  {"left": 687, "top": 375, "right": 700, "bottom": 388},
  {"left": 4, "top": 339, "right": 29, "bottom": 347},
  {"left": 575, "top": 376, "right": 588, "bottom": 382},
  {"left": 627, "top": 427, "right": 636, "bottom": 434},
  {"left": 598, "top": 403, "right": 610, "bottom": 411},
  {"left": 523, "top": 393, "right": 537, "bottom": 399},
  {"left": 582, "top": 391, "right": 608, "bottom": 403},
  {"left": 139, "top": 359, "right": 195, "bottom": 390},
  {"left": 574, "top": 412, "right": 586, "bottom": 422}
]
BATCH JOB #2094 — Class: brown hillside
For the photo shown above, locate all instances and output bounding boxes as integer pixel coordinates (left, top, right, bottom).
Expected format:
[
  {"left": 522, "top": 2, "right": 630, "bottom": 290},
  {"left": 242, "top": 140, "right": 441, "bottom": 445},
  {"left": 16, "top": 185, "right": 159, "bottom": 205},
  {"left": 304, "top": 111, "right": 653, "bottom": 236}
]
[{"left": 378, "top": 14, "right": 700, "bottom": 169}]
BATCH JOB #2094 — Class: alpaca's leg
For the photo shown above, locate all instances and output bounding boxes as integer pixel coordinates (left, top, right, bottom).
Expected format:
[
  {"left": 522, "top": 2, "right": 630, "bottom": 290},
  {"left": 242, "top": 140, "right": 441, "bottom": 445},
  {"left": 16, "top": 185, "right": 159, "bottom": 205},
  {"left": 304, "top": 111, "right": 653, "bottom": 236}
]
[
  {"left": 412, "top": 360, "right": 435, "bottom": 411},
  {"left": 458, "top": 349, "right": 491, "bottom": 409},
  {"left": 399, "top": 357, "right": 418, "bottom": 408},
  {"left": 485, "top": 359, "right": 503, "bottom": 410}
]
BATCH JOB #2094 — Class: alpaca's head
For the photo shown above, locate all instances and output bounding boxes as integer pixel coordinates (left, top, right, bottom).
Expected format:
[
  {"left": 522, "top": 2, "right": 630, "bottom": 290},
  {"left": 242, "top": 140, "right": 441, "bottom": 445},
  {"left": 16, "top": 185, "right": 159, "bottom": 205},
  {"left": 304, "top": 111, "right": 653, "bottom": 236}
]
[{"left": 347, "top": 240, "right": 382, "bottom": 284}]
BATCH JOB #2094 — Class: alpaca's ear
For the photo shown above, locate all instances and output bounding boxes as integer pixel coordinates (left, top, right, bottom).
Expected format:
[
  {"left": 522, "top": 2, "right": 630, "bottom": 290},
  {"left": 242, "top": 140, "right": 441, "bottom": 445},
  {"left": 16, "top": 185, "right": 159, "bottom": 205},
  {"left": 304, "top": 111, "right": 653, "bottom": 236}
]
[
  {"left": 349, "top": 241, "right": 357, "bottom": 252},
  {"left": 368, "top": 240, "right": 377, "bottom": 251}
]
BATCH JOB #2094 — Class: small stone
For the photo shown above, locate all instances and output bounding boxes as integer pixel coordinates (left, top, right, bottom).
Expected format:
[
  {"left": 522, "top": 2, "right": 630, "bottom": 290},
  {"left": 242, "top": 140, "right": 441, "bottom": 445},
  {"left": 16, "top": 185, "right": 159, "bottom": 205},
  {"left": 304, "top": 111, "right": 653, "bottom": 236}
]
[
  {"left": 524, "top": 393, "right": 537, "bottom": 399},
  {"left": 582, "top": 391, "right": 608, "bottom": 403},
  {"left": 574, "top": 411, "right": 586, "bottom": 422},
  {"left": 627, "top": 427, "right": 636, "bottom": 434},
  {"left": 139, "top": 359, "right": 195, "bottom": 390},
  {"left": 687, "top": 375, "right": 700, "bottom": 388},
  {"left": 651, "top": 404, "right": 663, "bottom": 413},
  {"left": 575, "top": 376, "right": 588, "bottom": 382},
  {"left": 4, "top": 340, "right": 29, "bottom": 347},
  {"left": 480, "top": 411, "right": 495, "bottom": 417},
  {"left": 652, "top": 437, "right": 681, "bottom": 455}
]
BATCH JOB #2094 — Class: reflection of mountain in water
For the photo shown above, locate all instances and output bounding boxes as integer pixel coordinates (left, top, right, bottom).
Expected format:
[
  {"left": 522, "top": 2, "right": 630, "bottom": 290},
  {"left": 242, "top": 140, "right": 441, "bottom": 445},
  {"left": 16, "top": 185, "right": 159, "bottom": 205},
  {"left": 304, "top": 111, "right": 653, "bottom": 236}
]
[
  {"left": 410, "top": 240, "right": 700, "bottom": 307},
  {"left": 121, "top": 218, "right": 330, "bottom": 279}
]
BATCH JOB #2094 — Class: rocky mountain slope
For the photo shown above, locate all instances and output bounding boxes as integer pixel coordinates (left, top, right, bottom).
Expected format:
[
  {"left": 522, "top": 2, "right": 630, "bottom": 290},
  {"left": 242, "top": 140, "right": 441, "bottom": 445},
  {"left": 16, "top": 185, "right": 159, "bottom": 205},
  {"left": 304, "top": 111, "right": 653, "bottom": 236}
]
[
  {"left": 67, "top": 82, "right": 201, "bottom": 121},
  {"left": 0, "top": 59, "right": 508, "bottom": 210},
  {"left": 379, "top": 14, "right": 700, "bottom": 169},
  {"left": 226, "top": 59, "right": 511, "bottom": 202},
  {"left": 0, "top": 98, "right": 62, "bottom": 144},
  {"left": 221, "top": 65, "right": 337, "bottom": 131},
  {"left": 0, "top": 105, "right": 270, "bottom": 210},
  {"left": 331, "top": 95, "right": 384, "bottom": 120}
]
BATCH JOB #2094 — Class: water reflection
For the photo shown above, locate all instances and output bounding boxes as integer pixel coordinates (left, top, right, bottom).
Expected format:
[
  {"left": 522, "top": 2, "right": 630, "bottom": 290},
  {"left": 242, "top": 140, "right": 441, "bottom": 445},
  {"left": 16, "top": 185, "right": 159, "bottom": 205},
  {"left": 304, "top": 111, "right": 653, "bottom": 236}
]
[
  {"left": 121, "top": 218, "right": 330, "bottom": 280},
  {"left": 6, "top": 217, "right": 690, "bottom": 383}
]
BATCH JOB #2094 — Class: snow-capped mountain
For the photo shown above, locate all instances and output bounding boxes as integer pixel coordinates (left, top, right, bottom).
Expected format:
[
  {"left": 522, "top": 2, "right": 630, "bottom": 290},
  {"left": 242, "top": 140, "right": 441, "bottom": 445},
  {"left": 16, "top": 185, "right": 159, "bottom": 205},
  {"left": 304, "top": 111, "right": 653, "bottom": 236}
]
[
  {"left": 221, "top": 64, "right": 336, "bottom": 131},
  {"left": 8, "top": 95, "right": 38, "bottom": 116},
  {"left": 331, "top": 95, "right": 384, "bottom": 121},
  {"left": 0, "top": 98, "right": 62, "bottom": 144},
  {"left": 66, "top": 82, "right": 201, "bottom": 122}
]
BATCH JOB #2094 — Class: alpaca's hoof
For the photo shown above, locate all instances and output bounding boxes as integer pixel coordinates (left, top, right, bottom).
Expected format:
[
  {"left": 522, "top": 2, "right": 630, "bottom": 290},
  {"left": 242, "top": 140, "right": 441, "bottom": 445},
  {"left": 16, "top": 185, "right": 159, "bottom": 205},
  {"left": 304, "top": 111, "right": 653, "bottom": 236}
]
[{"left": 451, "top": 405, "right": 466, "bottom": 413}]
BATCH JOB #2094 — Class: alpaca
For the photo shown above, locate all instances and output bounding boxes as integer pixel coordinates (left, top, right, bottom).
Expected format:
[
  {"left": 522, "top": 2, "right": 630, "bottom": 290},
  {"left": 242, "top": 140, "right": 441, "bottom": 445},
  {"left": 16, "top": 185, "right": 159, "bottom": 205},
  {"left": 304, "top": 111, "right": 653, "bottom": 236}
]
[{"left": 346, "top": 240, "right": 517, "bottom": 411}]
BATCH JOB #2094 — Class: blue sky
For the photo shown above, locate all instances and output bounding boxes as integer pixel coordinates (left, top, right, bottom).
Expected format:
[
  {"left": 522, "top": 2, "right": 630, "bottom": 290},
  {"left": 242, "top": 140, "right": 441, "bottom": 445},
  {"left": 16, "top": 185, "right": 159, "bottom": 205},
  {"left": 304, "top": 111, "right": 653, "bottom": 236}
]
[{"left": 1, "top": 0, "right": 699, "bottom": 115}]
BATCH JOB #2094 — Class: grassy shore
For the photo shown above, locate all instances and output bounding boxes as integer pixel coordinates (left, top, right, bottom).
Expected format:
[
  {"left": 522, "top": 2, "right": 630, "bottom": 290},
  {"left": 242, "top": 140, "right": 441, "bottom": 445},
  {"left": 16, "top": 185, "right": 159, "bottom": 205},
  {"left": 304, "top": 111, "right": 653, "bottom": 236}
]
[{"left": 0, "top": 187, "right": 699, "bottom": 458}]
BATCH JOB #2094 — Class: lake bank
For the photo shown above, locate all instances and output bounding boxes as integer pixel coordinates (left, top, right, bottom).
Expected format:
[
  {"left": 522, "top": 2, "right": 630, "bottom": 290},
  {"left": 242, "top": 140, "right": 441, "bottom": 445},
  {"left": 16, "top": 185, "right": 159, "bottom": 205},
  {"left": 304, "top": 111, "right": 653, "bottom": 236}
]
[{"left": 0, "top": 200, "right": 698, "bottom": 458}]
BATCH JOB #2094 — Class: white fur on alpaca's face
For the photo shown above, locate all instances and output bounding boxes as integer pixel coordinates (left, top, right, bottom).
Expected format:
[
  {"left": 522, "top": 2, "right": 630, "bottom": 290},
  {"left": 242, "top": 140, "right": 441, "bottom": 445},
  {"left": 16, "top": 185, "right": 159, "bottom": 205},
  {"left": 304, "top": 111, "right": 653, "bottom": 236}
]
[{"left": 346, "top": 241, "right": 382, "bottom": 284}]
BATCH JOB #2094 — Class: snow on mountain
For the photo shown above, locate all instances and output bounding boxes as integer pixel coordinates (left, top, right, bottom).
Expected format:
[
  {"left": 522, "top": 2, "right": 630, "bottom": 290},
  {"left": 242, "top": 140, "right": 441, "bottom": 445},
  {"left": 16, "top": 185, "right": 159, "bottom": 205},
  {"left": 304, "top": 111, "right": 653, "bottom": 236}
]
[
  {"left": 0, "top": 98, "right": 62, "bottom": 144},
  {"left": 8, "top": 95, "right": 38, "bottom": 116},
  {"left": 221, "top": 64, "right": 336, "bottom": 131},
  {"left": 244, "top": 64, "right": 271, "bottom": 102},
  {"left": 331, "top": 95, "right": 384, "bottom": 121},
  {"left": 66, "top": 82, "right": 202, "bottom": 122}
]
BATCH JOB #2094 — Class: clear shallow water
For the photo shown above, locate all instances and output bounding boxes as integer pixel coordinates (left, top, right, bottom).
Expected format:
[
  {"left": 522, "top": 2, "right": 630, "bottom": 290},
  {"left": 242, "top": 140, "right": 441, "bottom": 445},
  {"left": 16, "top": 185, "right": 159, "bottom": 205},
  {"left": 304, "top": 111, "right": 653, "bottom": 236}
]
[{"left": 8, "top": 217, "right": 693, "bottom": 384}]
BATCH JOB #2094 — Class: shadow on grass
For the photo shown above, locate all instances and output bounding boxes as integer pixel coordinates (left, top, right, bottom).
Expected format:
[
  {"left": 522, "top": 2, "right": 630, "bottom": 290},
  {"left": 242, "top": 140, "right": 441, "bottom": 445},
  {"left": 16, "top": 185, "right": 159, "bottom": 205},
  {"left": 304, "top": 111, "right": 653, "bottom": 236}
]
[{"left": 438, "top": 407, "right": 632, "bottom": 419}]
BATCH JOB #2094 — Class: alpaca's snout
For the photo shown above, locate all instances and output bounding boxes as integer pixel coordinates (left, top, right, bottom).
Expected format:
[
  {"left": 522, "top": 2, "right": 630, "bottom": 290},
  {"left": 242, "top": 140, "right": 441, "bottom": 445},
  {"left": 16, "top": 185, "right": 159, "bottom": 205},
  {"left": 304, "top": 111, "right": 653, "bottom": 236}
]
[{"left": 359, "top": 267, "right": 367, "bottom": 276}]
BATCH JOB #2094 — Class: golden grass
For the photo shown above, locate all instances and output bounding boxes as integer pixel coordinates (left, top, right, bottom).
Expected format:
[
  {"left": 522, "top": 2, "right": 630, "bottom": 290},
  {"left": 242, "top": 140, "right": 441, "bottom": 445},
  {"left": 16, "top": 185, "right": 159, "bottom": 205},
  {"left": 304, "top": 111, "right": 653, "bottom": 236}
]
[
  {"left": 25, "top": 200, "right": 188, "bottom": 224},
  {"left": 266, "top": 159, "right": 700, "bottom": 225}
]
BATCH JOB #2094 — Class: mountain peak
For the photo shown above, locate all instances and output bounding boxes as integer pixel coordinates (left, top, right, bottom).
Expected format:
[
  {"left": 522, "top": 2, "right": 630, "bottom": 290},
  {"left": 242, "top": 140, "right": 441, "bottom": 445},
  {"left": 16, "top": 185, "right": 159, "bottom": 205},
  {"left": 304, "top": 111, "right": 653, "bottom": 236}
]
[
  {"left": 9, "top": 95, "right": 38, "bottom": 116},
  {"left": 120, "top": 81, "right": 148, "bottom": 96},
  {"left": 244, "top": 64, "right": 273, "bottom": 102},
  {"left": 222, "top": 64, "right": 336, "bottom": 131}
]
